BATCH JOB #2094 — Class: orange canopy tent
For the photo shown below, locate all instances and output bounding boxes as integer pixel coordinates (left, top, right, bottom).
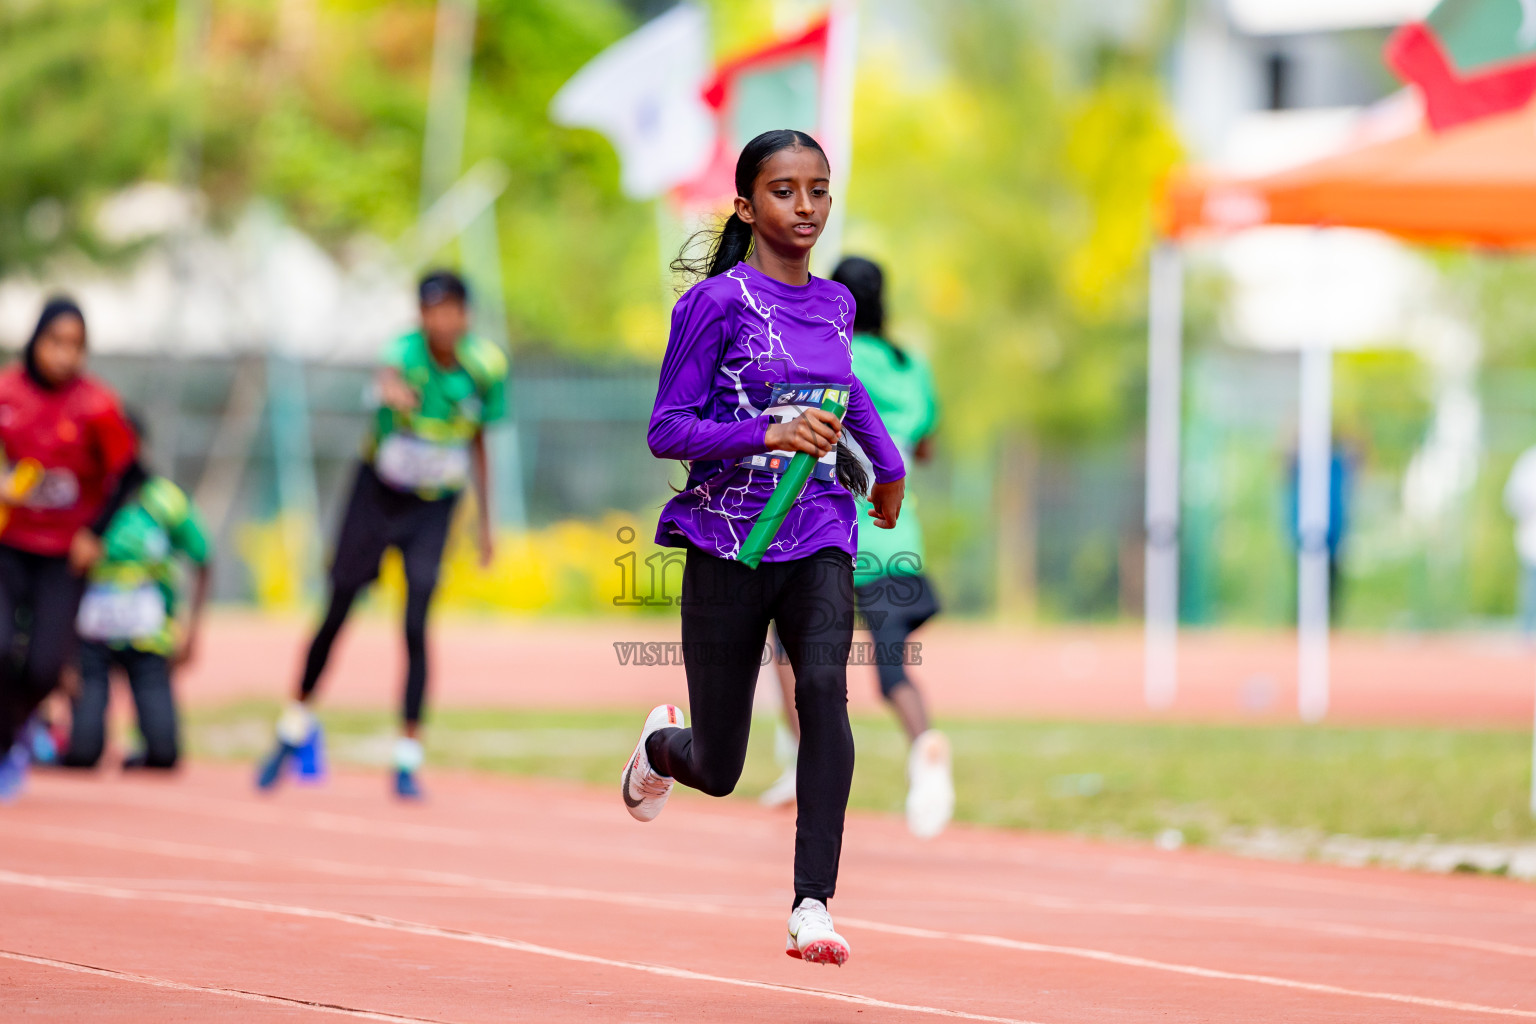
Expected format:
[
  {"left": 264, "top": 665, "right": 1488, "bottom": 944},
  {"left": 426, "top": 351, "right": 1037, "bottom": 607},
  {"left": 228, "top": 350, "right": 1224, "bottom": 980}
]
[
  {"left": 1161, "top": 99, "right": 1536, "bottom": 249},
  {"left": 1143, "top": 99, "right": 1536, "bottom": 727}
]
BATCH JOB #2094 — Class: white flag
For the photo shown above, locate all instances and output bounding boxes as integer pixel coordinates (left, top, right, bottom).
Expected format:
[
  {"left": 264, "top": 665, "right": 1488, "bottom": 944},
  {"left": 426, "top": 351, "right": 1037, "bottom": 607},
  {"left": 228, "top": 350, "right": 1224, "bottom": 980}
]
[{"left": 550, "top": 4, "right": 715, "bottom": 200}]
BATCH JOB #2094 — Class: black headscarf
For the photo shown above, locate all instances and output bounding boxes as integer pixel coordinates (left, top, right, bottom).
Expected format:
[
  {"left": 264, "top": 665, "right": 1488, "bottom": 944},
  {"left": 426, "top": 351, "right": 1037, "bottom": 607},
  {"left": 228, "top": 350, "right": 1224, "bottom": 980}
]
[
  {"left": 830, "top": 257, "right": 907, "bottom": 366},
  {"left": 24, "top": 296, "right": 86, "bottom": 389}
]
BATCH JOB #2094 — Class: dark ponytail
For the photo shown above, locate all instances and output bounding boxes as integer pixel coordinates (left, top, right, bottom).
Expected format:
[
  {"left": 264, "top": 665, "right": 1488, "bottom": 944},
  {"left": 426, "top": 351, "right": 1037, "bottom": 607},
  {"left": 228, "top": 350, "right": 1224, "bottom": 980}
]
[{"left": 672, "top": 129, "right": 829, "bottom": 283}]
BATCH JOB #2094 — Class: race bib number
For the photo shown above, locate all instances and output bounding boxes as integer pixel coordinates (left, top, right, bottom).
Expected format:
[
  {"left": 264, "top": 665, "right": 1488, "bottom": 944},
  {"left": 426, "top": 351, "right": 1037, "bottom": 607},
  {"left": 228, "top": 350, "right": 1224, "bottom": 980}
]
[
  {"left": 23, "top": 469, "right": 79, "bottom": 510},
  {"left": 375, "top": 433, "right": 470, "bottom": 493},
  {"left": 77, "top": 584, "right": 166, "bottom": 643},
  {"left": 739, "top": 383, "right": 840, "bottom": 482}
]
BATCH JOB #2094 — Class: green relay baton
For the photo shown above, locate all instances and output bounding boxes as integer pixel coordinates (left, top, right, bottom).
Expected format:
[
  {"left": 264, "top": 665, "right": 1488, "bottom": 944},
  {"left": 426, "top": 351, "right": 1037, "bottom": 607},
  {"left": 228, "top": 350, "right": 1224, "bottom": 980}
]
[{"left": 738, "top": 388, "right": 849, "bottom": 569}]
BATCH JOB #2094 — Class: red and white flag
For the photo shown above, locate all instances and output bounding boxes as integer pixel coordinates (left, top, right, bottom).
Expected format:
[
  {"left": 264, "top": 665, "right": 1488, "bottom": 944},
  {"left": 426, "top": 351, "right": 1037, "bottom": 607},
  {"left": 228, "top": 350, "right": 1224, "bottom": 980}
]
[{"left": 671, "top": 3, "right": 858, "bottom": 214}]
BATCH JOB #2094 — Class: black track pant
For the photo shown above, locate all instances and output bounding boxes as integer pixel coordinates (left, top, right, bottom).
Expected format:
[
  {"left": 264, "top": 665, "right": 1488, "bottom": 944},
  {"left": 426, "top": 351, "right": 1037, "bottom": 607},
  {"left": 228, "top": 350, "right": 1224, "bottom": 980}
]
[
  {"left": 647, "top": 546, "right": 856, "bottom": 904},
  {"left": 299, "top": 463, "right": 456, "bottom": 725},
  {"left": 63, "top": 643, "right": 177, "bottom": 768},
  {"left": 0, "top": 544, "right": 85, "bottom": 749},
  {"left": 855, "top": 573, "right": 940, "bottom": 699}
]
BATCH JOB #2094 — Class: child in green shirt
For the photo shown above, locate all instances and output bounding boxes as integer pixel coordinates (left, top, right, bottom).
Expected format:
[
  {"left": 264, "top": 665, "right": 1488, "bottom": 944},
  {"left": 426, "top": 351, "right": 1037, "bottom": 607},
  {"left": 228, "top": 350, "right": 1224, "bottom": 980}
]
[
  {"left": 257, "top": 269, "right": 507, "bottom": 799},
  {"left": 761, "top": 257, "right": 954, "bottom": 838},
  {"left": 63, "top": 450, "right": 211, "bottom": 770}
]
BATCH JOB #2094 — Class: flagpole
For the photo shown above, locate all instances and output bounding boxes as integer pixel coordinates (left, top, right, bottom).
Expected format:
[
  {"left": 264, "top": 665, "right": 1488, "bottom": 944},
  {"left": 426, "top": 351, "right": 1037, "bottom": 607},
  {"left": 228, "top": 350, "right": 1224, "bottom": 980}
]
[
  {"left": 421, "top": 0, "right": 476, "bottom": 214},
  {"left": 813, "top": 0, "right": 859, "bottom": 275}
]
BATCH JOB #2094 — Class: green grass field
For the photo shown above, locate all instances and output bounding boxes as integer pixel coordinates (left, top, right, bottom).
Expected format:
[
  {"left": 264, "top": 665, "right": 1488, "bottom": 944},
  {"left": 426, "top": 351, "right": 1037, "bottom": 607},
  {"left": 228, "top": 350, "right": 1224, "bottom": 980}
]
[{"left": 187, "top": 703, "right": 1536, "bottom": 851}]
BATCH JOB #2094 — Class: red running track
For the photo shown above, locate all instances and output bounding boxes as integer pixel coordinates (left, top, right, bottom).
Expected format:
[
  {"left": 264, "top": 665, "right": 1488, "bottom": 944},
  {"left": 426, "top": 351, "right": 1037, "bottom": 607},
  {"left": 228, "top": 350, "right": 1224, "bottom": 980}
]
[
  {"left": 180, "top": 612, "right": 1536, "bottom": 726},
  {"left": 3, "top": 763, "right": 1535, "bottom": 1022}
]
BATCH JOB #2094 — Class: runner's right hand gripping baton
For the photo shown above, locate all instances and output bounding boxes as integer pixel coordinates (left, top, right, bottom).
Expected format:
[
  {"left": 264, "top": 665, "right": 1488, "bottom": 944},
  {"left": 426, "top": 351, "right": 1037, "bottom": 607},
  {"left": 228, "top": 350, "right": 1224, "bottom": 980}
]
[{"left": 738, "top": 390, "right": 849, "bottom": 570}]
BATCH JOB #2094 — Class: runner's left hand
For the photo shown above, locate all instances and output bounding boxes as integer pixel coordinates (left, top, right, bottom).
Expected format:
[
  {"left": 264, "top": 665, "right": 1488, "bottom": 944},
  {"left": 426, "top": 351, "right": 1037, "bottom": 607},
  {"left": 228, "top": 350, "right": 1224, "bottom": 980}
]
[
  {"left": 477, "top": 521, "right": 495, "bottom": 568},
  {"left": 67, "top": 529, "right": 104, "bottom": 576},
  {"left": 867, "top": 478, "right": 904, "bottom": 529},
  {"left": 172, "top": 638, "right": 197, "bottom": 668}
]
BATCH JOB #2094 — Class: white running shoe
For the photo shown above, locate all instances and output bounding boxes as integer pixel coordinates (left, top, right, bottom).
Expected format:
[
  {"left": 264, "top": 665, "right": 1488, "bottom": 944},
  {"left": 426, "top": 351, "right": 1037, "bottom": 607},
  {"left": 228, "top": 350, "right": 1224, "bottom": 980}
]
[
  {"left": 621, "top": 704, "right": 684, "bottom": 822},
  {"left": 906, "top": 729, "right": 954, "bottom": 839},
  {"left": 759, "top": 765, "right": 797, "bottom": 808},
  {"left": 785, "top": 899, "right": 850, "bottom": 965}
]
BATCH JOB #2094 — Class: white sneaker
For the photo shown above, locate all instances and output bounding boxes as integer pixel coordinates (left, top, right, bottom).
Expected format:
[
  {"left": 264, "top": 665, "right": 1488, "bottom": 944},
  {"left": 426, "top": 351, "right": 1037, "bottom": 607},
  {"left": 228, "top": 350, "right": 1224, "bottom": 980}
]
[
  {"left": 621, "top": 704, "right": 684, "bottom": 822},
  {"left": 759, "top": 765, "right": 797, "bottom": 808},
  {"left": 906, "top": 729, "right": 954, "bottom": 839},
  {"left": 785, "top": 898, "right": 850, "bottom": 965}
]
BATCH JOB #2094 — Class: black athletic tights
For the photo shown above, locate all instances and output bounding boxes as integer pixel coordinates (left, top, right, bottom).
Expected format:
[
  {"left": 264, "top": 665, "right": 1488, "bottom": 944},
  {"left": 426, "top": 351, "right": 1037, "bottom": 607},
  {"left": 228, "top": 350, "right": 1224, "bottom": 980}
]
[
  {"left": 298, "top": 464, "right": 453, "bottom": 726},
  {"left": 298, "top": 579, "right": 434, "bottom": 725},
  {"left": 646, "top": 546, "right": 856, "bottom": 905},
  {"left": 0, "top": 544, "right": 85, "bottom": 749}
]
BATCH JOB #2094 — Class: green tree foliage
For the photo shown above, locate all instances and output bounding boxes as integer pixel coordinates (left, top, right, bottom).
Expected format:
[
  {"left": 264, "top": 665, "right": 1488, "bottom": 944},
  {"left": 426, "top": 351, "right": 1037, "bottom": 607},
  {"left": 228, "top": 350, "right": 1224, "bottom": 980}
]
[
  {"left": 842, "top": 3, "right": 1180, "bottom": 448},
  {"left": 0, "top": 0, "right": 177, "bottom": 272},
  {"left": 198, "top": 0, "right": 659, "bottom": 353},
  {"left": 2, "top": 0, "right": 1179, "bottom": 425}
]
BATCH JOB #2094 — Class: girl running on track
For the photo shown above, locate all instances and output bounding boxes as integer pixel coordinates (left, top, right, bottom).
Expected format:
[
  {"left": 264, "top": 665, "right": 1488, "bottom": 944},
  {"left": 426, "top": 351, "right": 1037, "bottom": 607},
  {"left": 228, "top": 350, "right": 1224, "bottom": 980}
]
[
  {"left": 760, "top": 256, "right": 954, "bottom": 839},
  {"left": 62, "top": 414, "right": 212, "bottom": 771},
  {"left": 257, "top": 270, "right": 506, "bottom": 800},
  {"left": 621, "top": 129, "right": 906, "bottom": 967},
  {"left": 0, "top": 297, "right": 140, "bottom": 799}
]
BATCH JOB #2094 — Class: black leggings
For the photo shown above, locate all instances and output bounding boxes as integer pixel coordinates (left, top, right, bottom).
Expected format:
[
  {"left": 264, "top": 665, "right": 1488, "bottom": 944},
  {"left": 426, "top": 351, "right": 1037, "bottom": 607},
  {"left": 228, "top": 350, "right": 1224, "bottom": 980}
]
[
  {"left": 63, "top": 643, "right": 178, "bottom": 768},
  {"left": 855, "top": 573, "right": 940, "bottom": 699},
  {"left": 299, "top": 463, "right": 455, "bottom": 726},
  {"left": 0, "top": 544, "right": 85, "bottom": 749},
  {"left": 647, "top": 546, "right": 856, "bottom": 904},
  {"left": 299, "top": 580, "right": 436, "bottom": 724}
]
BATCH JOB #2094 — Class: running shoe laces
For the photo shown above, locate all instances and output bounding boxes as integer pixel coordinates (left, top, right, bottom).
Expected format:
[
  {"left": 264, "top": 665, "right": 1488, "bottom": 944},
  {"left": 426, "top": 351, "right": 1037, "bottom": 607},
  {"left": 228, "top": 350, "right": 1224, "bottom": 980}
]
[
  {"left": 793, "top": 899, "right": 834, "bottom": 935},
  {"left": 632, "top": 760, "right": 670, "bottom": 799}
]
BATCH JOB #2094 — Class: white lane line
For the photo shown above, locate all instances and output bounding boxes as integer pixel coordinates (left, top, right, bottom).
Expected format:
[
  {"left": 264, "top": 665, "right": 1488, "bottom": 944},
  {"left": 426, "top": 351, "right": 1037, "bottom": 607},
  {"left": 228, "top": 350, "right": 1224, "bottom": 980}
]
[
  {"left": 0, "top": 948, "right": 456, "bottom": 1023},
  {"left": 902, "top": 837, "right": 1536, "bottom": 917},
  {"left": 5, "top": 843, "right": 1533, "bottom": 1021},
  {"left": 838, "top": 917, "right": 1536, "bottom": 1019},
  {"left": 43, "top": 772, "right": 1536, "bottom": 921},
  {"left": 82, "top": 778, "right": 1536, "bottom": 922},
  {"left": 963, "top": 886, "right": 1536, "bottom": 960},
  {"left": 33, "top": 781, "right": 759, "bottom": 875},
  {"left": 0, "top": 870, "right": 1039, "bottom": 1024},
  {"left": 7, "top": 821, "right": 731, "bottom": 915},
  {"left": 16, "top": 817, "right": 1536, "bottom": 968}
]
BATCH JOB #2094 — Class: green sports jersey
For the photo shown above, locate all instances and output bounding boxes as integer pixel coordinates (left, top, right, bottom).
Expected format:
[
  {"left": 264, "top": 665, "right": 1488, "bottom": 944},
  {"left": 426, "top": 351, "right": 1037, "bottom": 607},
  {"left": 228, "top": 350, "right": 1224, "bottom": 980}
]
[
  {"left": 368, "top": 330, "right": 509, "bottom": 499},
  {"left": 81, "top": 476, "right": 211, "bottom": 654},
  {"left": 851, "top": 333, "right": 937, "bottom": 582}
]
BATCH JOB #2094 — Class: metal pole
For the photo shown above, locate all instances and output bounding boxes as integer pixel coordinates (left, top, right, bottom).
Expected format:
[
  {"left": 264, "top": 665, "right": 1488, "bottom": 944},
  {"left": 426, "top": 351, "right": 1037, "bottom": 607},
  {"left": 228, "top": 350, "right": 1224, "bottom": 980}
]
[
  {"left": 255, "top": 207, "right": 321, "bottom": 601},
  {"left": 419, "top": 0, "right": 527, "bottom": 529},
  {"left": 461, "top": 206, "right": 526, "bottom": 529},
  {"left": 421, "top": 0, "right": 477, "bottom": 214},
  {"left": 1144, "top": 242, "right": 1183, "bottom": 710},
  {"left": 1297, "top": 344, "right": 1333, "bottom": 722},
  {"left": 810, "top": 0, "right": 859, "bottom": 277}
]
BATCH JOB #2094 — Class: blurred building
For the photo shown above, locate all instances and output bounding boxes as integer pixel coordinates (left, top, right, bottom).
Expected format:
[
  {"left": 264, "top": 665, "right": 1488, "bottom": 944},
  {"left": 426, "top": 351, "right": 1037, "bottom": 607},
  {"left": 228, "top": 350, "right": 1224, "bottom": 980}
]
[{"left": 1166, "top": 0, "right": 1497, "bottom": 628}]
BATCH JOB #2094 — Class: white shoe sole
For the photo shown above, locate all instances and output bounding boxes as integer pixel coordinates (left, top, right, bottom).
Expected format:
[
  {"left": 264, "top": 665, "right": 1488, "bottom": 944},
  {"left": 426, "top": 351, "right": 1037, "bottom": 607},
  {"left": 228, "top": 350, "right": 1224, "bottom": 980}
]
[
  {"left": 759, "top": 769, "right": 797, "bottom": 808},
  {"left": 622, "top": 704, "right": 683, "bottom": 822},
  {"left": 906, "top": 730, "right": 954, "bottom": 839},
  {"left": 785, "top": 932, "right": 850, "bottom": 966}
]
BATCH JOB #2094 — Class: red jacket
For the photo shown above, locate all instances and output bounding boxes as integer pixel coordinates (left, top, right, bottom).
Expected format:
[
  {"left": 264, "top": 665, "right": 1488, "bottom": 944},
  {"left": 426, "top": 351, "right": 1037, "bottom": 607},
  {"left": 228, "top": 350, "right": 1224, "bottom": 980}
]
[{"left": 0, "top": 364, "right": 137, "bottom": 557}]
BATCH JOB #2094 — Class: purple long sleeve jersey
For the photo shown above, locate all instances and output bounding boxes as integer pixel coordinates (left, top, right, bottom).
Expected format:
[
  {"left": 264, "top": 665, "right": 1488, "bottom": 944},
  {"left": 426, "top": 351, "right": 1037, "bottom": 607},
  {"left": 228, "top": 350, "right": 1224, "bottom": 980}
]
[{"left": 648, "top": 261, "right": 906, "bottom": 563}]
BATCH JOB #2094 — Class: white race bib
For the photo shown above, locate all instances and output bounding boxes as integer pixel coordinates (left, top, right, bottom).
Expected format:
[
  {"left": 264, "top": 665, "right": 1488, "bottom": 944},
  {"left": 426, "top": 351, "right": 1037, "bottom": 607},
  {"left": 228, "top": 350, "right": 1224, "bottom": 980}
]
[
  {"left": 375, "top": 434, "right": 470, "bottom": 493},
  {"left": 24, "top": 469, "right": 79, "bottom": 510},
  {"left": 77, "top": 584, "right": 166, "bottom": 643},
  {"left": 738, "top": 383, "right": 843, "bottom": 482}
]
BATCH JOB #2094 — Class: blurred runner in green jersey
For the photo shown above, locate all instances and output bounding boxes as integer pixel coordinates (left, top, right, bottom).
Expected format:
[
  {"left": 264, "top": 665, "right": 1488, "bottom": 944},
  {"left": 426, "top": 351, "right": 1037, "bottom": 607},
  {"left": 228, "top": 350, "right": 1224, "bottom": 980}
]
[
  {"left": 63, "top": 416, "right": 211, "bottom": 770},
  {"left": 257, "top": 270, "right": 507, "bottom": 800},
  {"left": 762, "top": 256, "right": 954, "bottom": 838}
]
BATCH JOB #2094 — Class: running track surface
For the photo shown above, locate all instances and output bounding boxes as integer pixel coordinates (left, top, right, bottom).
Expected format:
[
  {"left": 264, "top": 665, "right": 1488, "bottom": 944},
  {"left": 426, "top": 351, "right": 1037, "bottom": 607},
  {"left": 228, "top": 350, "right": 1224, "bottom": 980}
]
[
  {"left": 181, "top": 612, "right": 1536, "bottom": 726},
  {"left": 4, "top": 763, "right": 1535, "bottom": 1022}
]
